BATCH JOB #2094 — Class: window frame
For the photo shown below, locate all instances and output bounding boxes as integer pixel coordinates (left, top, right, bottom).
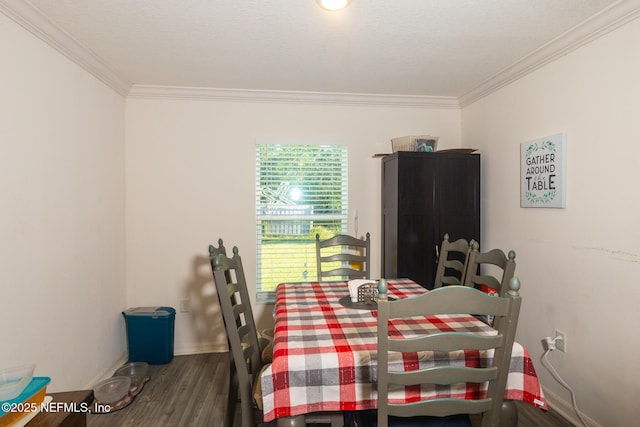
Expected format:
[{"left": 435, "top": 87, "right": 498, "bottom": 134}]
[{"left": 255, "top": 143, "right": 348, "bottom": 301}]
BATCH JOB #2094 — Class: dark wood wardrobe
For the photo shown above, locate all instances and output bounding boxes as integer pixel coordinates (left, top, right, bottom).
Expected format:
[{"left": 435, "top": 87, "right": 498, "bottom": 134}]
[{"left": 381, "top": 151, "right": 480, "bottom": 289}]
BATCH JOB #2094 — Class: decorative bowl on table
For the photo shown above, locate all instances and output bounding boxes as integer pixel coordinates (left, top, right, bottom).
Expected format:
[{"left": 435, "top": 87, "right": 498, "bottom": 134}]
[
  {"left": 93, "top": 376, "right": 131, "bottom": 404},
  {"left": 115, "top": 362, "right": 149, "bottom": 387},
  {"left": 0, "top": 363, "right": 35, "bottom": 402}
]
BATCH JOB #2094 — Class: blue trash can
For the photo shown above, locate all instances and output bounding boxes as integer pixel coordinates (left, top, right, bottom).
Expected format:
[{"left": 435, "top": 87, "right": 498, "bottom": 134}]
[{"left": 122, "top": 306, "right": 175, "bottom": 364}]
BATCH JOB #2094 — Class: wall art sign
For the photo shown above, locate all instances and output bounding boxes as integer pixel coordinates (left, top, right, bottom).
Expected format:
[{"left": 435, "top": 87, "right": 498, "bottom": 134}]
[{"left": 520, "top": 133, "right": 566, "bottom": 208}]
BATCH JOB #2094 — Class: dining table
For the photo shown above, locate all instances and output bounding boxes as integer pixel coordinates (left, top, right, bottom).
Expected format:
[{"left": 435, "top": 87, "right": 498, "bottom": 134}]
[{"left": 260, "top": 279, "right": 547, "bottom": 426}]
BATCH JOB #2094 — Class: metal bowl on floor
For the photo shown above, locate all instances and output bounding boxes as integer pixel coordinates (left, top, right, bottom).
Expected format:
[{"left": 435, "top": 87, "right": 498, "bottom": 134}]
[{"left": 93, "top": 376, "right": 131, "bottom": 404}]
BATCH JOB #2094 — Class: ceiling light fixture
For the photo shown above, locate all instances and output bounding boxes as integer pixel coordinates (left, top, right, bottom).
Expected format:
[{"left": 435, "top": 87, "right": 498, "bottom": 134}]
[{"left": 316, "top": 0, "right": 351, "bottom": 11}]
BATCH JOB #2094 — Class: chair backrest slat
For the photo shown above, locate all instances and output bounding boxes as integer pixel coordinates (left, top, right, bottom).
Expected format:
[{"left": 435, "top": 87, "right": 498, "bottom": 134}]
[
  {"left": 389, "top": 366, "right": 498, "bottom": 386},
  {"left": 389, "top": 332, "right": 503, "bottom": 353},
  {"left": 387, "top": 399, "right": 493, "bottom": 419}
]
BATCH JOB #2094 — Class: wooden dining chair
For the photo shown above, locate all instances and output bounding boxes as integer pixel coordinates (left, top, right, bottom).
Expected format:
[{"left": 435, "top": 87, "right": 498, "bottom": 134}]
[
  {"left": 210, "top": 244, "right": 266, "bottom": 427},
  {"left": 316, "top": 232, "right": 371, "bottom": 281},
  {"left": 211, "top": 245, "right": 342, "bottom": 427},
  {"left": 375, "top": 280, "right": 522, "bottom": 427},
  {"left": 209, "top": 239, "right": 240, "bottom": 427},
  {"left": 463, "top": 241, "right": 517, "bottom": 297},
  {"left": 209, "top": 239, "right": 272, "bottom": 427},
  {"left": 433, "top": 234, "right": 472, "bottom": 289}
]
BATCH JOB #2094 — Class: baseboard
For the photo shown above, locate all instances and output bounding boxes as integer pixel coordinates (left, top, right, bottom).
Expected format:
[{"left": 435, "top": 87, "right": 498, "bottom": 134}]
[
  {"left": 84, "top": 351, "right": 128, "bottom": 389},
  {"left": 174, "top": 342, "right": 228, "bottom": 355},
  {"left": 543, "top": 386, "right": 600, "bottom": 427}
]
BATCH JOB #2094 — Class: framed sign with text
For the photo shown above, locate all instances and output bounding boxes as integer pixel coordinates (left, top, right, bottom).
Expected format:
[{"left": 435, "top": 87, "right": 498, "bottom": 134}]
[{"left": 520, "top": 133, "right": 566, "bottom": 208}]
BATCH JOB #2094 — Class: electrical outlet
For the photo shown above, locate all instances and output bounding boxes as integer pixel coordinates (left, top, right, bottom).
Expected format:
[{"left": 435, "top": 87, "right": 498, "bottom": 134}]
[
  {"left": 555, "top": 330, "right": 567, "bottom": 352},
  {"left": 180, "top": 299, "right": 191, "bottom": 313}
]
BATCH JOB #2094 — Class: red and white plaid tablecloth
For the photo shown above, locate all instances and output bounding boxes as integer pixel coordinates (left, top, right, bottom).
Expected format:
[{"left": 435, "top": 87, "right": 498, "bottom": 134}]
[{"left": 261, "top": 279, "right": 546, "bottom": 422}]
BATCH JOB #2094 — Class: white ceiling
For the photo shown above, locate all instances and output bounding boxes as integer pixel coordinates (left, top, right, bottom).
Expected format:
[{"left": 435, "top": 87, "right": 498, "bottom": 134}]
[{"left": 3, "top": 0, "right": 637, "bottom": 104}]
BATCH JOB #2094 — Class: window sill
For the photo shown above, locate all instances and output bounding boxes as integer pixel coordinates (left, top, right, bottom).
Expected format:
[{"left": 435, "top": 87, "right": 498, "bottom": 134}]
[{"left": 257, "top": 292, "right": 276, "bottom": 304}]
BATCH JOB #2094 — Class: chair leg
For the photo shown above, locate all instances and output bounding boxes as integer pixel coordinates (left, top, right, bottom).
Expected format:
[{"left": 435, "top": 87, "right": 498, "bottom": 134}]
[
  {"left": 277, "top": 413, "right": 343, "bottom": 427},
  {"left": 227, "top": 354, "right": 239, "bottom": 427},
  {"left": 238, "top": 377, "right": 255, "bottom": 427},
  {"left": 500, "top": 400, "right": 518, "bottom": 427},
  {"left": 276, "top": 415, "right": 306, "bottom": 427},
  {"left": 330, "top": 413, "right": 343, "bottom": 427}
]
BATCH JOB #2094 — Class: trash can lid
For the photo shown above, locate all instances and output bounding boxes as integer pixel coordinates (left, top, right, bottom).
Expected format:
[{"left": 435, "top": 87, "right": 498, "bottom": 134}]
[{"left": 124, "top": 306, "right": 175, "bottom": 316}]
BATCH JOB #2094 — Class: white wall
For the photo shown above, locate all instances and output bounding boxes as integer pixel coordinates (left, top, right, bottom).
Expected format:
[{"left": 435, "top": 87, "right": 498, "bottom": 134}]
[
  {"left": 0, "top": 15, "right": 126, "bottom": 391},
  {"left": 125, "top": 98, "right": 461, "bottom": 354},
  {"left": 461, "top": 17, "right": 640, "bottom": 427}
]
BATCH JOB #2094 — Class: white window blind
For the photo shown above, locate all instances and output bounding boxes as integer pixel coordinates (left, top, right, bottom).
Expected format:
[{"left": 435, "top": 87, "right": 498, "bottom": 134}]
[{"left": 255, "top": 144, "right": 348, "bottom": 300}]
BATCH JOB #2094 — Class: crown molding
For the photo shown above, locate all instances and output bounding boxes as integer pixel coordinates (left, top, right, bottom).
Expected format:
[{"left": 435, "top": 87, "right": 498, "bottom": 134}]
[
  {"left": 0, "top": 0, "right": 132, "bottom": 97},
  {"left": 127, "top": 85, "right": 460, "bottom": 108},
  {"left": 459, "top": 0, "right": 640, "bottom": 107}
]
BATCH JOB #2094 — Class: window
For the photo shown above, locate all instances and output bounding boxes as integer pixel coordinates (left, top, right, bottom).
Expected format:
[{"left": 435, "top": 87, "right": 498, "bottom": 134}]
[{"left": 255, "top": 144, "right": 348, "bottom": 300}]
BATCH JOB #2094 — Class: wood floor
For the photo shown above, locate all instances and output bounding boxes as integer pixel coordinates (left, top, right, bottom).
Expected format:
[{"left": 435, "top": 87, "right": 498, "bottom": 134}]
[{"left": 88, "top": 353, "right": 574, "bottom": 427}]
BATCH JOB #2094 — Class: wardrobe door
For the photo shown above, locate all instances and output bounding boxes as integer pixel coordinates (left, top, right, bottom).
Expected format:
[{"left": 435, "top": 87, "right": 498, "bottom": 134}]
[
  {"left": 437, "top": 153, "right": 480, "bottom": 247},
  {"left": 396, "top": 154, "right": 436, "bottom": 288}
]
